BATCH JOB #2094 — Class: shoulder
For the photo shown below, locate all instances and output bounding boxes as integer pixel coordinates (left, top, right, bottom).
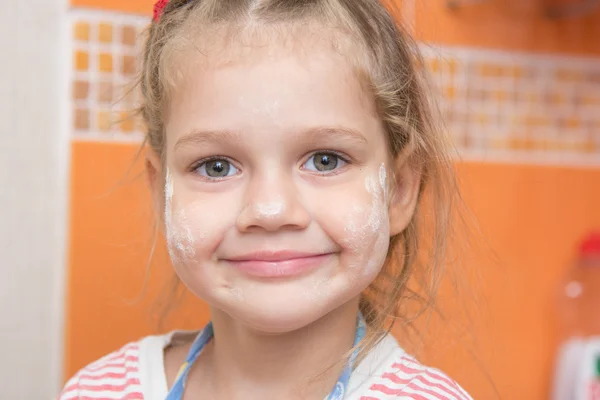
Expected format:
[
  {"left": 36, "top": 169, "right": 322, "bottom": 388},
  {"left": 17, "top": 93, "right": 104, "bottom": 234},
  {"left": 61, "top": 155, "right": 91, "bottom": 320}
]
[
  {"left": 351, "top": 335, "right": 472, "bottom": 400},
  {"left": 58, "top": 338, "right": 147, "bottom": 400},
  {"left": 59, "top": 331, "right": 197, "bottom": 400},
  {"left": 363, "top": 352, "right": 472, "bottom": 399}
]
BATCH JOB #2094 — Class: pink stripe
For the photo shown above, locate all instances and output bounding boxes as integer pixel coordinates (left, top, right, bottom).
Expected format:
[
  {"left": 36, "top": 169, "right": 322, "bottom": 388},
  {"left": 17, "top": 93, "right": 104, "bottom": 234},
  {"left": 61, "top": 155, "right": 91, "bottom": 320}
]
[
  {"left": 78, "top": 371, "right": 138, "bottom": 381},
  {"left": 405, "top": 379, "right": 456, "bottom": 399},
  {"left": 383, "top": 372, "right": 460, "bottom": 399},
  {"left": 392, "top": 359, "right": 464, "bottom": 397},
  {"left": 370, "top": 383, "right": 430, "bottom": 400},
  {"left": 88, "top": 346, "right": 139, "bottom": 365},
  {"left": 391, "top": 361, "right": 425, "bottom": 374},
  {"left": 63, "top": 378, "right": 140, "bottom": 393},
  {"left": 80, "top": 393, "right": 143, "bottom": 400},
  {"left": 86, "top": 355, "right": 139, "bottom": 371},
  {"left": 419, "top": 368, "right": 468, "bottom": 399},
  {"left": 85, "top": 362, "right": 139, "bottom": 373},
  {"left": 360, "top": 397, "right": 381, "bottom": 400}
]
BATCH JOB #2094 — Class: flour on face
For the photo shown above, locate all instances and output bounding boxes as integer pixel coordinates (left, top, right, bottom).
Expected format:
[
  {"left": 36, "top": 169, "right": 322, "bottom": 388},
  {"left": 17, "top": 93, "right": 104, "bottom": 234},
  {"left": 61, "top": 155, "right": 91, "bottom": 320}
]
[{"left": 164, "top": 170, "right": 197, "bottom": 264}]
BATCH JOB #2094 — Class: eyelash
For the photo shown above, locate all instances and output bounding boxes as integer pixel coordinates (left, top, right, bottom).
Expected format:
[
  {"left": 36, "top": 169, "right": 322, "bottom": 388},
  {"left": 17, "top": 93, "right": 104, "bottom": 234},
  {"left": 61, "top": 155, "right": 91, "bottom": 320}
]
[
  {"left": 189, "top": 156, "right": 239, "bottom": 178},
  {"left": 301, "top": 150, "right": 352, "bottom": 174},
  {"left": 188, "top": 150, "right": 353, "bottom": 178}
]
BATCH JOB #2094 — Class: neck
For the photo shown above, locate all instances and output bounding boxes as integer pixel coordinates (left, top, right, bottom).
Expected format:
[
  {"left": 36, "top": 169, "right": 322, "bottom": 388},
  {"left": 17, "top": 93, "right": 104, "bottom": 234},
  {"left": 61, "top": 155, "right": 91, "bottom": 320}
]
[{"left": 202, "top": 298, "right": 360, "bottom": 400}]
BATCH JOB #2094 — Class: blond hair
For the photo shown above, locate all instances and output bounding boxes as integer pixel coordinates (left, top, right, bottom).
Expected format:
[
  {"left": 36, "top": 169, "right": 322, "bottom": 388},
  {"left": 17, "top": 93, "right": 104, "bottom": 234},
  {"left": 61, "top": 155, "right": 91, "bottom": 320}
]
[{"left": 138, "top": 0, "right": 458, "bottom": 362}]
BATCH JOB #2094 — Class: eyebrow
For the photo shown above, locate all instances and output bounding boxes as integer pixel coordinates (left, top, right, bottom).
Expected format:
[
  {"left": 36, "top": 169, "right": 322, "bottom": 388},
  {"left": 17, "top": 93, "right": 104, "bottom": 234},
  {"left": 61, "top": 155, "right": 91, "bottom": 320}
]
[
  {"left": 300, "top": 126, "right": 368, "bottom": 146},
  {"left": 174, "top": 129, "right": 243, "bottom": 151},
  {"left": 173, "top": 125, "right": 368, "bottom": 150}
]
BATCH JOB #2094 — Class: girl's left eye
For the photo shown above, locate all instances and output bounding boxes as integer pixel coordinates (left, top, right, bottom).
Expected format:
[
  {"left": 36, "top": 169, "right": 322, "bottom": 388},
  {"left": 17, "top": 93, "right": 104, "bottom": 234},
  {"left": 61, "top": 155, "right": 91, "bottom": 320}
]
[
  {"left": 195, "top": 158, "right": 239, "bottom": 179},
  {"left": 302, "top": 152, "right": 347, "bottom": 173}
]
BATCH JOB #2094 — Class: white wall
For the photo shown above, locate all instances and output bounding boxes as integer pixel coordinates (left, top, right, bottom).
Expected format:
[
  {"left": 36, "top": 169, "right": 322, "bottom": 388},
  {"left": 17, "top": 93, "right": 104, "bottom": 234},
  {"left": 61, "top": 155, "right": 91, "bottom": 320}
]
[{"left": 0, "top": 0, "right": 68, "bottom": 397}]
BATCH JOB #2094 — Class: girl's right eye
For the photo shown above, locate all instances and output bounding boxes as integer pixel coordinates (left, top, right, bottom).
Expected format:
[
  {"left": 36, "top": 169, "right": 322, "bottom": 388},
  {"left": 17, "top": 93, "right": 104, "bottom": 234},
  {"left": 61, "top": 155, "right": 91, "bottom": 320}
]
[{"left": 194, "top": 158, "right": 239, "bottom": 179}]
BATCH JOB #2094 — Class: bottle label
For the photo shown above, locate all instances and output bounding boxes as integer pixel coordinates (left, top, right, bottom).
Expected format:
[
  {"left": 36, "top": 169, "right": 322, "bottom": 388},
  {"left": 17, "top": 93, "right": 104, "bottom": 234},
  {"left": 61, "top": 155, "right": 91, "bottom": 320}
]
[
  {"left": 588, "top": 353, "right": 600, "bottom": 399},
  {"left": 576, "top": 337, "right": 600, "bottom": 400},
  {"left": 552, "top": 337, "right": 600, "bottom": 400}
]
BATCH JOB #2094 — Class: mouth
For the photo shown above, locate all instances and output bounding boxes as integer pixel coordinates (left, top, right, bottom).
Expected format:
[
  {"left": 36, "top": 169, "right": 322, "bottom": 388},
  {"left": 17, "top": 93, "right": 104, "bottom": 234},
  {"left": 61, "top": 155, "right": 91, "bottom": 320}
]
[{"left": 222, "top": 251, "right": 336, "bottom": 278}]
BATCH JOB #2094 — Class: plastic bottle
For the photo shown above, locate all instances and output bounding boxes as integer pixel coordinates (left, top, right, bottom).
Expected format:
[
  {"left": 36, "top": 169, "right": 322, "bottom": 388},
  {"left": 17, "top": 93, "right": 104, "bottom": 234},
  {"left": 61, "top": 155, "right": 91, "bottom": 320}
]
[{"left": 552, "top": 232, "right": 600, "bottom": 400}]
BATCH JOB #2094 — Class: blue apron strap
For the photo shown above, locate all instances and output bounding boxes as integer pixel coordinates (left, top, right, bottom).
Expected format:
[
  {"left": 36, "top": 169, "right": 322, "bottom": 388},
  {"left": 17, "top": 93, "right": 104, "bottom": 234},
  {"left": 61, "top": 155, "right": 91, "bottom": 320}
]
[{"left": 165, "top": 313, "right": 366, "bottom": 400}]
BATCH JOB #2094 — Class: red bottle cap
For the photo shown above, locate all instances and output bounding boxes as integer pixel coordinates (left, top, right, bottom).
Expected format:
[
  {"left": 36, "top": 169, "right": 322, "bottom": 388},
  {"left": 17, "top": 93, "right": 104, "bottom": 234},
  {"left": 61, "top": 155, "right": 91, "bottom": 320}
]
[{"left": 580, "top": 232, "right": 600, "bottom": 257}]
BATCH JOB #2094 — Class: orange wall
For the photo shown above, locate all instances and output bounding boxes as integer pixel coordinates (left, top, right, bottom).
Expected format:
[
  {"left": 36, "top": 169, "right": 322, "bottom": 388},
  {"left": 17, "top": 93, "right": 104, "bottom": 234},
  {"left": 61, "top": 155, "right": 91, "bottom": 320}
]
[
  {"left": 66, "top": 141, "right": 600, "bottom": 399},
  {"left": 415, "top": 0, "right": 600, "bottom": 55},
  {"left": 65, "top": 0, "right": 600, "bottom": 399}
]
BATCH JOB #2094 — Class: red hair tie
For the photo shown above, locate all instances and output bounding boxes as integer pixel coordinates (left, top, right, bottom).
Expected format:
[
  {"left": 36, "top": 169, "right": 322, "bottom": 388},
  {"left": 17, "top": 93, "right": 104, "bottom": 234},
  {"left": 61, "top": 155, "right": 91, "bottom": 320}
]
[{"left": 153, "top": 0, "right": 170, "bottom": 22}]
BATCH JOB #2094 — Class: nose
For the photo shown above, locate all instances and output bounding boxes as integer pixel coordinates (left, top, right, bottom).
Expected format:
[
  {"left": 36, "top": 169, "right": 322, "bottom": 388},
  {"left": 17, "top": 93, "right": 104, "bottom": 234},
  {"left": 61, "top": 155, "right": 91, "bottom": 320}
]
[{"left": 236, "top": 172, "right": 311, "bottom": 233}]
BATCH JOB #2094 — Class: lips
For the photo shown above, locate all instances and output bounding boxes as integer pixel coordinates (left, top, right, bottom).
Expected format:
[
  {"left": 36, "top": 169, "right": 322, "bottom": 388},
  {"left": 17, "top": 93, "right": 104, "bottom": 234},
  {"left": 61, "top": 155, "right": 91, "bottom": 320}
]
[{"left": 223, "top": 251, "right": 334, "bottom": 278}]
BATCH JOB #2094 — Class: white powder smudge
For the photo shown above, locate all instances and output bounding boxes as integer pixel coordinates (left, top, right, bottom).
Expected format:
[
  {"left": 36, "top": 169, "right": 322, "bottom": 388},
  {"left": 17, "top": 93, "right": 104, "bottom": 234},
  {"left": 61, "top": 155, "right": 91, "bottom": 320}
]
[
  {"left": 342, "top": 165, "right": 390, "bottom": 274},
  {"left": 305, "top": 277, "right": 330, "bottom": 300},
  {"left": 164, "top": 170, "right": 196, "bottom": 264},
  {"left": 229, "top": 286, "right": 245, "bottom": 302},
  {"left": 379, "top": 163, "right": 388, "bottom": 200},
  {"left": 255, "top": 200, "right": 285, "bottom": 219}
]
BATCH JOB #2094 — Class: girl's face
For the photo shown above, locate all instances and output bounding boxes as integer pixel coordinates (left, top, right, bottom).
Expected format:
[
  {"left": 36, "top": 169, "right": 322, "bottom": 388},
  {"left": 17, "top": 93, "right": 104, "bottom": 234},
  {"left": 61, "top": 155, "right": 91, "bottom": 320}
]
[{"left": 152, "top": 34, "right": 415, "bottom": 333}]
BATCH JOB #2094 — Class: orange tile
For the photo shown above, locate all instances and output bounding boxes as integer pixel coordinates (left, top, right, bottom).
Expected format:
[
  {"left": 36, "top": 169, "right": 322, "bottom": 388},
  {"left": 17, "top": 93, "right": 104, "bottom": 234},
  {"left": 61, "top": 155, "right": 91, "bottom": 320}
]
[
  {"left": 444, "top": 86, "right": 456, "bottom": 99},
  {"left": 73, "top": 22, "right": 90, "bottom": 42},
  {"left": 120, "top": 112, "right": 135, "bottom": 133},
  {"left": 122, "top": 55, "right": 137, "bottom": 76},
  {"left": 555, "top": 69, "right": 582, "bottom": 83},
  {"left": 512, "top": 66, "right": 526, "bottom": 79},
  {"left": 97, "top": 111, "right": 112, "bottom": 132},
  {"left": 584, "top": 141, "right": 597, "bottom": 153},
  {"left": 98, "top": 82, "right": 113, "bottom": 103},
  {"left": 447, "top": 59, "right": 457, "bottom": 74},
  {"left": 120, "top": 89, "right": 137, "bottom": 107},
  {"left": 566, "top": 117, "right": 581, "bottom": 129},
  {"left": 99, "top": 53, "right": 113, "bottom": 73},
  {"left": 427, "top": 58, "right": 440, "bottom": 73},
  {"left": 547, "top": 92, "right": 565, "bottom": 106},
  {"left": 74, "top": 108, "right": 89, "bottom": 130},
  {"left": 135, "top": 117, "right": 147, "bottom": 132},
  {"left": 74, "top": 51, "right": 89, "bottom": 71},
  {"left": 121, "top": 26, "right": 137, "bottom": 46},
  {"left": 73, "top": 81, "right": 89, "bottom": 100},
  {"left": 490, "top": 137, "right": 508, "bottom": 149},
  {"left": 98, "top": 23, "right": 113, "bottom": 43},
  {"left": 479, "top": 63, "right": 500, "bottom": 78},
  {"left": 494, "top": 90, "right": 507, "bottom": 102}
]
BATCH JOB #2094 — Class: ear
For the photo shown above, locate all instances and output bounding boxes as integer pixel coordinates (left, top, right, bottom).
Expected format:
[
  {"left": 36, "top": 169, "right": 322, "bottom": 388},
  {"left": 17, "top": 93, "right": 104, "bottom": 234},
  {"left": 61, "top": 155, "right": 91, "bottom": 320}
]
[
  {"left": 388, "top": 158, "right": 422, "bottom": 236},
  {"left": 145, "top": 149, "right": 164, "bottom": 223}
]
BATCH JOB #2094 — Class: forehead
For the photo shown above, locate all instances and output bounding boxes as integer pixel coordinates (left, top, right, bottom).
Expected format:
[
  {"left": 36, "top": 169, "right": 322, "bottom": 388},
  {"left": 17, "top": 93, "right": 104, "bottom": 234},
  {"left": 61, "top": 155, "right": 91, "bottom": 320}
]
[{"left": 164, "top": 23, "right": 381, "bottom": 143}]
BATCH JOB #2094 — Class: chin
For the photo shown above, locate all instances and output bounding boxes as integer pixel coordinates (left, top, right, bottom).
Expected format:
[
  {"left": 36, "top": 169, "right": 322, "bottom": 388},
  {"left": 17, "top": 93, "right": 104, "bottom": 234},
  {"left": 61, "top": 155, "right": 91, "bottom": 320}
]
[{"left": 214, "top": 282, "right": 354, "bottom": 334}]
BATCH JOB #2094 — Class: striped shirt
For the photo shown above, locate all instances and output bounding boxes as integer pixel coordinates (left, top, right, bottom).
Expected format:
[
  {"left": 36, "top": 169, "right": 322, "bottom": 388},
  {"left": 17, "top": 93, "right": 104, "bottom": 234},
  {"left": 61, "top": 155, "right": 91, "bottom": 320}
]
[{"left": 59, "top": 331, "right": 472, "bottom": 400}]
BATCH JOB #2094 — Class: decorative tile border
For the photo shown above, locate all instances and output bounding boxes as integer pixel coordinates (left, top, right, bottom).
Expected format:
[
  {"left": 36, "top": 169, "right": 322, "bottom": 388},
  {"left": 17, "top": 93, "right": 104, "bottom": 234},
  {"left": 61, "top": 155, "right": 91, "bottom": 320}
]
[
  {"left": 69, "top": 9, "right": 600, "bottom": 165},
  {"left": 71, "top": 10, "right": 148, "bottom": 142},
  {"left": 421, "top": 45, "right": 600, "bottom": 164}
]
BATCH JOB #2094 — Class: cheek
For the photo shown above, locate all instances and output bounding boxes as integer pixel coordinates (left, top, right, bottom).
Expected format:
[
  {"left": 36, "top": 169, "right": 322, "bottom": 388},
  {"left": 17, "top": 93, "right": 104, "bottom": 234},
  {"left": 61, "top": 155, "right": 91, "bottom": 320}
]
[
  {"left": 315, "top": 174, "right": 390, "bottom": 274},
  {"left": 165, "top": 186, "right": 238, "bottom": 266}
]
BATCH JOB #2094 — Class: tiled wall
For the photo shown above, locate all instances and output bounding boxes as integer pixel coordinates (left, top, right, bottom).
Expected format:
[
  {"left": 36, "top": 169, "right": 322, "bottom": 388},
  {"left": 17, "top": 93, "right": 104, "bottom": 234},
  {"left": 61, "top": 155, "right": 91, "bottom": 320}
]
[
  {"left": 71, "top": 11, "right": 148, "bottom": 142},
  {"left": 70, "top": 10, "right": 600, "bottom": 165},
  {"left": 65, "top": 6, "right": 600, "bottom": 399},
  {"left": 423, "top": 46, "right": 600, "bottom": 164}
]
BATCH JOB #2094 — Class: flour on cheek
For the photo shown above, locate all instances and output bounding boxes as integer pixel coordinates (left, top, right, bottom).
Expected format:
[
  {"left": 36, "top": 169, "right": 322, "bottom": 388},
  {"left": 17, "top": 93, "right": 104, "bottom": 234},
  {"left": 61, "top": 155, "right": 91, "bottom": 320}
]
[
  {"left": 342, "top": 164, "right": 390, "bottom": 276},
  {"left": 164, "top": 169, "right": 197, "bottom": 265}
]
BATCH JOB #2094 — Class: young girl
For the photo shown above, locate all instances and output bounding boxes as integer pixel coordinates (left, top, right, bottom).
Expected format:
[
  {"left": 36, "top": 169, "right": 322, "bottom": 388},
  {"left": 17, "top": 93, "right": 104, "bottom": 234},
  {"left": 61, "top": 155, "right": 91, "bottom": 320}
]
[{"left": 60, "top": 0, "right": 472, "bottom": 399}]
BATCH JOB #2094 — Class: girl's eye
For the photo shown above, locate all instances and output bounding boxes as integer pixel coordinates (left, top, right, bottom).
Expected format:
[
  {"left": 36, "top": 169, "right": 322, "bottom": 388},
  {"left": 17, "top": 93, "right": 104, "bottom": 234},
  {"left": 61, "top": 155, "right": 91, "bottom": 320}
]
[
  {"left": 303, "top": 152, "right": 346, "bottom": 173},
  {"left": 195, "top": 159, "right": 239, "bottom": 178}
]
